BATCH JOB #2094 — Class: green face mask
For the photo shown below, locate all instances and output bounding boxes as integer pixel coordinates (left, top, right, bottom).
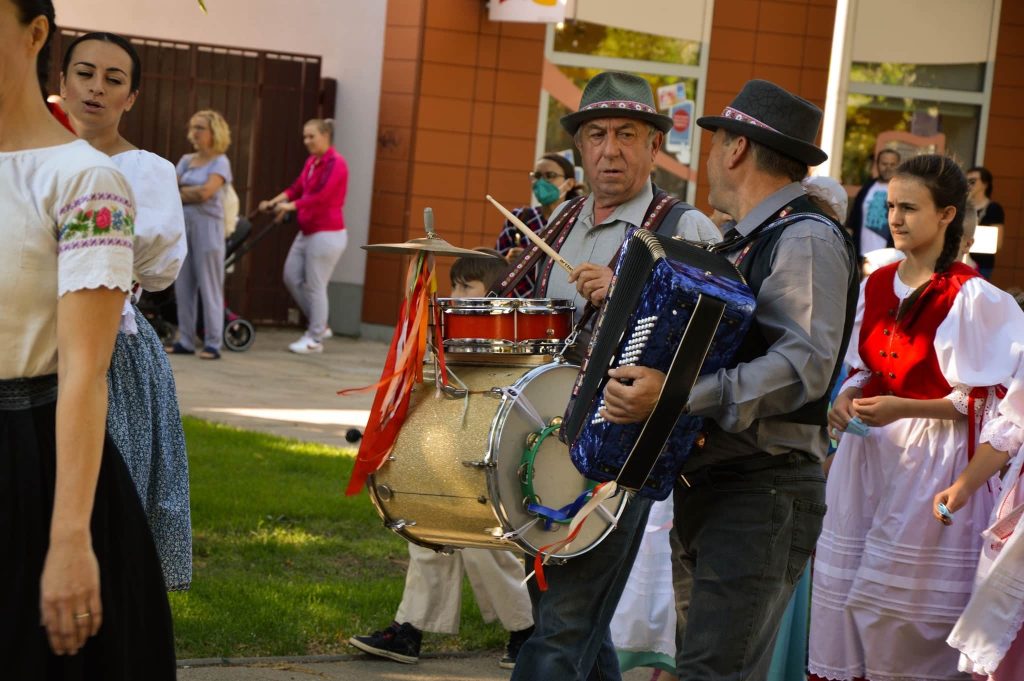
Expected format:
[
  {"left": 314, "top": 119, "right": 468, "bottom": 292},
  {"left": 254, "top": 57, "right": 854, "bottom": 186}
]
[{"left": 532, "top": 178, "right": 562, "bottom": 206}]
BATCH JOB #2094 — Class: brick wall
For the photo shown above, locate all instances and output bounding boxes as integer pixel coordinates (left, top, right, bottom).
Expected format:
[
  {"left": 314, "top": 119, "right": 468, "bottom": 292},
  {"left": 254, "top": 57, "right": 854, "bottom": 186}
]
[
  {"left": 693, "top": 0, "right": 836, "bottom": 213},
  {"left": 363, "top": 0, "right": 545, "bottom": 325},
  {"left": 987, "top": 1, "right": 1024, "bottom": 290}
]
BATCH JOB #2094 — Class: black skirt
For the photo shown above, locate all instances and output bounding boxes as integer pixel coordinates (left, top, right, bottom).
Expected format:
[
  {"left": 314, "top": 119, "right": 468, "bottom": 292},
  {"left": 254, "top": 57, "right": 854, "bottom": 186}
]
[{"left": 0, "top": 375, "right": 176, "bottom": 679}]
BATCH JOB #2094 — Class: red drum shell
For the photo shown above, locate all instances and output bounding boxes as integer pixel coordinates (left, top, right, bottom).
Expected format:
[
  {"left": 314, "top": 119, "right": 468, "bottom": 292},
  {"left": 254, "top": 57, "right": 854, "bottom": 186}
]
[
  {"left": 440, "top": 298, "right": 516, "bottom": 343},
  {"left": 514, "top": 305, "right": 572, "bottom": 341},
  {"left": 437, "top": 298, "right": 575, "bottom": 352}
]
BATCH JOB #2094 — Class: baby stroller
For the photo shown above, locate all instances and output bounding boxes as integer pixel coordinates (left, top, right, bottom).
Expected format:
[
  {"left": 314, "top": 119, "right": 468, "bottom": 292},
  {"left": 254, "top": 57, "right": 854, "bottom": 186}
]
[{"left": 139, "top": 212, "right": 277, "bottom": 352}]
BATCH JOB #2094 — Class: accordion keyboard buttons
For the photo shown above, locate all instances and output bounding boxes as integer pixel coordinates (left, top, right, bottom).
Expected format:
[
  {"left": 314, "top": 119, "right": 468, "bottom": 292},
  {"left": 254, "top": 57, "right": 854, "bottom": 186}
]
[{"left": 591, "top": 315, "right": 660, "bottom": 426}]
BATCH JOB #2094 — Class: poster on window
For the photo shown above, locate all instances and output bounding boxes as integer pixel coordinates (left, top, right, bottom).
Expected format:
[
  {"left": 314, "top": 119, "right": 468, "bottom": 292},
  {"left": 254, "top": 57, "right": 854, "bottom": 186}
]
[
  {"left": 657, "top": 83, "right": 687, "bottom": 111},
  {"left": 489, "top": 0, "right": 567, "bottom": 23},
  {"left": 665, "top": 100, "right": 694, "bottom": 152}
]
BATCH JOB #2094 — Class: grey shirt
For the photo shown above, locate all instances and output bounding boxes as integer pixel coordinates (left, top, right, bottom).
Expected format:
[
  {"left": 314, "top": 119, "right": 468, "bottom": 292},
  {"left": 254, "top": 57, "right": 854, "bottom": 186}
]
[
  {"left": 682, "top": 182, "right": 852, "bottom": 468},
  {"left": 545, "top": 181, "right": 720, "bottom": 321}
]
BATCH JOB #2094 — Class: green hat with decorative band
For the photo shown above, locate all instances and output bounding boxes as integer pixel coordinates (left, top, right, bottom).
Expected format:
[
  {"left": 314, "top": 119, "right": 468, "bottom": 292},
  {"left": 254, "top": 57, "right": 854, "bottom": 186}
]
[{"left": 560, "top": 71, "right": 673, "bottom": 136}]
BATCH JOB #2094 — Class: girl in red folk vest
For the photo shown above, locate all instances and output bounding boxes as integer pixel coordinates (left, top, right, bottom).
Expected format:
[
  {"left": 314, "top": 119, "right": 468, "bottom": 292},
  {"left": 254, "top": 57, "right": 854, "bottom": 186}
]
[{"left": 808, "top": 155, "right": 1024, "bottom": 681}]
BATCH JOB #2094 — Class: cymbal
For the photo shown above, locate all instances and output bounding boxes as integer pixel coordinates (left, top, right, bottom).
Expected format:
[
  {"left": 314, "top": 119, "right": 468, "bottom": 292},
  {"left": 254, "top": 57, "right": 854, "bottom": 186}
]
[{"left": 363, "top": 236, "right": 501, "bottom": 258}]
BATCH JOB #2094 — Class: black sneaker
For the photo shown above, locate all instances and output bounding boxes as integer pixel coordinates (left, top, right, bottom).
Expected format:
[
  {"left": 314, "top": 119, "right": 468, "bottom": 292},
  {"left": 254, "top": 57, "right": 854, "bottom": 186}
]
[
  {"left": 348, "top": 621, "right": 422, "bottom": 664},
  {"left": 498, "top": 625, "right": 534, "bottom": 669}
]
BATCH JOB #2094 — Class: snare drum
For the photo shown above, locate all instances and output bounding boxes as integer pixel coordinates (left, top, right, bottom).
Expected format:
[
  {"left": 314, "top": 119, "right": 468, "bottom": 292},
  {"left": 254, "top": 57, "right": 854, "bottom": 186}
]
[
  {"left": 438, "top": 298, "right": 573, "bottom": 355},
  {"left": 367, "top": 361, "right": 626, "bottom": 558}
]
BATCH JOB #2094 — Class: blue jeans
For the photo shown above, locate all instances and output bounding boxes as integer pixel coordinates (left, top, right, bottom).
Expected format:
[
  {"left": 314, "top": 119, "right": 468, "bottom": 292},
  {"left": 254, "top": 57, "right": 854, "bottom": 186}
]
[
  {"left": 511, "top": 493, "right": 653, "bottom": 681},
  {"left": 671, "top": 456, "right": 826, "bottom": 681}
]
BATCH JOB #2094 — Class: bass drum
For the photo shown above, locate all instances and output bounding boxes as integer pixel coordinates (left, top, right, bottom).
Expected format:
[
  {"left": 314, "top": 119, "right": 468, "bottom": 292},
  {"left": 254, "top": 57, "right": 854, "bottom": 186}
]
[{"left": 367, "top": 361, "right": 627, "bottom": 559}]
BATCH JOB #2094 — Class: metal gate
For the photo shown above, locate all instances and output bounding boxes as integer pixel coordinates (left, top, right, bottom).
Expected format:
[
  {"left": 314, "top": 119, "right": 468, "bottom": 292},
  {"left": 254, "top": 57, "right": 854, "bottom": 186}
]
[{"left": 48, "top": 29, "right": 333, "bottom": 324}]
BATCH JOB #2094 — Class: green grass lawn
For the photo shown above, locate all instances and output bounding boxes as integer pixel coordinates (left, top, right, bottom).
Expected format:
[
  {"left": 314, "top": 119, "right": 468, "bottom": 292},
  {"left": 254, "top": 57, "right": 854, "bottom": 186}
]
[{"left": 170, "top": 417, "right": 507, "bottom": 659}]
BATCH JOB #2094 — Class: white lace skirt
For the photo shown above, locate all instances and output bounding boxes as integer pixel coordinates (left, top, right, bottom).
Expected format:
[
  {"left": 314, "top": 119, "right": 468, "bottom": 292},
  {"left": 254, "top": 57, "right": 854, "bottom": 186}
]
[{"left": 809, "top": 416, "right": 998, "bottom": 681}]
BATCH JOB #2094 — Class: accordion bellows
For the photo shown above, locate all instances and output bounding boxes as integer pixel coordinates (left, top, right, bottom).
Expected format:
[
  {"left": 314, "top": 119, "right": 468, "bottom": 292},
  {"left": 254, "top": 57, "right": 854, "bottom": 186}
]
[{"left": 561, "top": 230, "right": 756, "bottom": 500}]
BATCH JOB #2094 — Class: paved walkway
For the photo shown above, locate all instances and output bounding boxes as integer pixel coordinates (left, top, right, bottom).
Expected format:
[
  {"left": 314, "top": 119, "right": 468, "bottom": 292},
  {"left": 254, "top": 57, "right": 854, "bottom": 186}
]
[
  {"left": 168, "top": 329, "right": 387, "bottom": 447},
  {"left": 176, "top": 654, "right": 652, "bottom": 680},
  {"left": 177, "top": 654, "right": 518, "bottom": 681},
  {"left": 169, "top": 328, "right": 651, "bottom": 680}
]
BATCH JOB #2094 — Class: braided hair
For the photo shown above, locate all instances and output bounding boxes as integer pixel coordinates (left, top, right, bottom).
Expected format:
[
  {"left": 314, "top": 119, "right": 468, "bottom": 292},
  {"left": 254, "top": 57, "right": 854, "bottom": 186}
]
[{"left": 893, "top": 154, "right": 968, "bottom": 273}]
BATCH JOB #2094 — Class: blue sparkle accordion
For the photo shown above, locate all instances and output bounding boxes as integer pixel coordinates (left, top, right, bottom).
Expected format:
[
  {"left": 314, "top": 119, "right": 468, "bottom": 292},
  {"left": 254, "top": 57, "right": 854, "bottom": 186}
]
[{"left": 560, "top": 229, "right": 756, "bottom": 500}]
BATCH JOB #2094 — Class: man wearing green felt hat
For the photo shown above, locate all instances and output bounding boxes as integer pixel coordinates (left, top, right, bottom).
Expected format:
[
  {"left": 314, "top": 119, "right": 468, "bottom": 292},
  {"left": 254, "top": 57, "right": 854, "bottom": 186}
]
[{"left": 496, "top": 71, "right": 718, "bottom": 681}]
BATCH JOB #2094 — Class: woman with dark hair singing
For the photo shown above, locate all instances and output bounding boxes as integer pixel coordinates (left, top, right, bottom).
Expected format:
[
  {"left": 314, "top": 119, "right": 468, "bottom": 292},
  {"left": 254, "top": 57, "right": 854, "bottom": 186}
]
[
  {"left": 0, "top": 0, "right": 175, "bottom": 678},
  {"left": 809, "top": 155, "right": 1024, "bottom": 681},
  {"left": 60, "top": 31, "right": 192, "bottom": 592}
]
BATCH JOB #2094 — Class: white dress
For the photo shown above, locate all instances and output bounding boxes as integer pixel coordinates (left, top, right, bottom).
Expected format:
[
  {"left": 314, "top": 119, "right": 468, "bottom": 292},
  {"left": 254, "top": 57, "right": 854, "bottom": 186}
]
[
  {"left": 947, "top": 416, "right": 1024, "bottom": 679},
  {"left": 611, "top": 495, "right": 677, "bottom": 670},
  {"left": 809, "top": 272, "right": 1024, "bottom": 681}
]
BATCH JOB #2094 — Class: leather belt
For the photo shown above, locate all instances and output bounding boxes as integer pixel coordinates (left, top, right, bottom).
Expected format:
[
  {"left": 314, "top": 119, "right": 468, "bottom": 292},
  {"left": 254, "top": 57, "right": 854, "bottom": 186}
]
[{"left": 679, "top": 452, "right": 805, "bottom": 489}]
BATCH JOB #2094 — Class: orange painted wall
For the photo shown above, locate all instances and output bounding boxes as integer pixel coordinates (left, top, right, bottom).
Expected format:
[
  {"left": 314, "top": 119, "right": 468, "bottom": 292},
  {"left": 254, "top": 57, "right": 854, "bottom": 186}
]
[
  {"left": 987, "top": 2, "right": 1024, "bottom": 290},
  {"left": 363, "top": 0, "right": 545, "bottom": 325},
  {"left": 692, "top": 0, "right": 836, "bottom": 213}
]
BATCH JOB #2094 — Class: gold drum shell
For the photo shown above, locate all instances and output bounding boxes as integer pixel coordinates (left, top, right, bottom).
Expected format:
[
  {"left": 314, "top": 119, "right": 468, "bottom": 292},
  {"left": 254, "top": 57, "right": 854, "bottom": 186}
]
[{"left": 367, "top": 362, "right": 626, "bottom": 557}]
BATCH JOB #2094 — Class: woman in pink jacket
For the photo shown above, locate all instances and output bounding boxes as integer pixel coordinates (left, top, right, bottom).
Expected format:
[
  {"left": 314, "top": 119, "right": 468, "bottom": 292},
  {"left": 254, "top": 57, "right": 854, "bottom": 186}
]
[{"left": 260, "top": 118, "right": 348, "bottom": 354}]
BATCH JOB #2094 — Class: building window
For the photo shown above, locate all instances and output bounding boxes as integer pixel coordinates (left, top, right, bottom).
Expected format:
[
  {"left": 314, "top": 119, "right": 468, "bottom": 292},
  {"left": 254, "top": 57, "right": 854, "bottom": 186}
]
[
  {"left": 553, "top": 21, "right": 700, "bottom": 66},
  {"left": 843, "top": 94, "right": 982, "bottom": 185},
  {"left": 850, "top": 62, "right": 987, "bottom": 93},
  {"left": 542, "top": 19, "right": 707, "bottom": 202}
]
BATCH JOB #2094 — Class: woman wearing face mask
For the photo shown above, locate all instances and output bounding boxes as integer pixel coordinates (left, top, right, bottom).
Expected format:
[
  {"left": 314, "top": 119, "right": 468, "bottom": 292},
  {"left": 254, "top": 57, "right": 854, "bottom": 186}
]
[
  {"left": 260, "top": 118, "right": 348, "bottom": 354},
  {"left": 495, "top": 153, "right": 582, "bottom": 298},
  {"left": 167, "top": 109, "right": 233, "bottom": 359},
  {"left": 0, "top": 0, "right": 175, "bottom": 676},
  {"left": 60, "top": 31, "right": 192, "bottom": 592}
]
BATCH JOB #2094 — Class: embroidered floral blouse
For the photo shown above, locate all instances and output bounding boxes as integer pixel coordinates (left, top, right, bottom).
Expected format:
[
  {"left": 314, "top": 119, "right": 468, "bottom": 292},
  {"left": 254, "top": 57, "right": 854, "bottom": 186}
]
[{"left": 0, "top": 140, "right": 135, "bottom": 379}]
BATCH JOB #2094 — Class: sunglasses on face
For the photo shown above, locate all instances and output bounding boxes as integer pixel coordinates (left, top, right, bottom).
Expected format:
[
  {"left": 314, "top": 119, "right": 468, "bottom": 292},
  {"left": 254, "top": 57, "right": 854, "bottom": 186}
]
[{"left": 530, "top": 171, "right": 565, "bottom": 181}]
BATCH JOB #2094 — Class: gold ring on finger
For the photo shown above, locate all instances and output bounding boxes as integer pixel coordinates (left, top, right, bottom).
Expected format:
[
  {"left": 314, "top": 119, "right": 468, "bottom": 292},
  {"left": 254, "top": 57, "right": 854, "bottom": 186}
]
[{"left": 73, "top": 612, "right": 91, "bottom": 620}]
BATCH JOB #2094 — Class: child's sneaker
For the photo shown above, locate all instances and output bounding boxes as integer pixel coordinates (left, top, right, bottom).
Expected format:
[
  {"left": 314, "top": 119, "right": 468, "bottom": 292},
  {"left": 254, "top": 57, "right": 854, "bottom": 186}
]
[
  {"left": 348, "top": 621, "right": 422, "bottom": 664},
  {"left": 498, "top": 625, "right": 534, "bottom": 669}
]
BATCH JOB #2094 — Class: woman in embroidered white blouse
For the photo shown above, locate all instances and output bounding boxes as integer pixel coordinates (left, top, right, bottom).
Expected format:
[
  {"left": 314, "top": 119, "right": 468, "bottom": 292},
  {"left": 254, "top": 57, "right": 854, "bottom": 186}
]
[{"left": 0, "top": 1, "right": 175, "bottom": 677}]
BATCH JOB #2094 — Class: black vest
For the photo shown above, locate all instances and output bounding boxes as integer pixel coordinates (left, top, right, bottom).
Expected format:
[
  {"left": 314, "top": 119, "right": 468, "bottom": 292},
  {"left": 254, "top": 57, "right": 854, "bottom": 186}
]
[{"left": 720, "top": 195, "right": 859, "bottom": 426}]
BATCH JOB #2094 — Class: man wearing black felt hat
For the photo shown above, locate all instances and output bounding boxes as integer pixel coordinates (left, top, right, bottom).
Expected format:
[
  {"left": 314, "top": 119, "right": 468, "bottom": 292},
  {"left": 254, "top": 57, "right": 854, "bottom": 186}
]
[{"left": 603, "top": 79, "right": 858, "bottom": 680}]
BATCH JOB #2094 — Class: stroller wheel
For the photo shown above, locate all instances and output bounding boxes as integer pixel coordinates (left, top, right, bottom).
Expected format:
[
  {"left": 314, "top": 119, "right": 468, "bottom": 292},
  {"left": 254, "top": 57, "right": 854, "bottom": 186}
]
[{"left": 224, "top": 318, "right": 255, "bottom": 352}]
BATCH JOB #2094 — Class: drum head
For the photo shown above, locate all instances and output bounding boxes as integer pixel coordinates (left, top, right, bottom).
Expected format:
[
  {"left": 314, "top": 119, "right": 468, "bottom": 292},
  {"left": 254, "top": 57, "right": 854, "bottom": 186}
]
[{"left": 487, "top": 362, "right": 626, "bottom": 559}]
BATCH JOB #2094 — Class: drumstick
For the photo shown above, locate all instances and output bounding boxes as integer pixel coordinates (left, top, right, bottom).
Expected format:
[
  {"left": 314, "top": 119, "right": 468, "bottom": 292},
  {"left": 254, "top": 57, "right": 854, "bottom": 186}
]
[{"left": 485, "top": 194, "right": 574, "bottom": 274}]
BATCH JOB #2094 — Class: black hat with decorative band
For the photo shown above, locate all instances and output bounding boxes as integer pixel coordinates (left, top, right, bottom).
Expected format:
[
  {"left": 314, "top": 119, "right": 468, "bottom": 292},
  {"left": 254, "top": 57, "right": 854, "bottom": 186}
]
[
  {"left": 697, "top": 79, "right": 828, "bottom": 166},
  {"left": 560, "top": 71, "right": 673, "bottom": 136}
]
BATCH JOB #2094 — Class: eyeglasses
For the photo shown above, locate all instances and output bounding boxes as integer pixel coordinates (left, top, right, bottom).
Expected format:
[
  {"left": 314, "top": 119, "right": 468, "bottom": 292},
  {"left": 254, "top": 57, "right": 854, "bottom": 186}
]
[{"left": 529, "top": 171, "right": 565, "bottom": 182}]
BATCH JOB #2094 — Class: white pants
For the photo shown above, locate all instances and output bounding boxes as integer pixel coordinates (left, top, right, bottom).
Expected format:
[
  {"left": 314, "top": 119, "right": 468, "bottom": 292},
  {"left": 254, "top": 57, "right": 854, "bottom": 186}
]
[
  {"left": 282, "top": 230, "right": 347, "bottom": 339},
  {"left": 394, "top": 544, "right": 534, "bottom": 634}
]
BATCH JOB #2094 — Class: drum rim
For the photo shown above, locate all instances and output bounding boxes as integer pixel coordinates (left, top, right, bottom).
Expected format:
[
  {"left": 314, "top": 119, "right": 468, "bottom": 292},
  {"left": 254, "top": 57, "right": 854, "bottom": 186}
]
[
  {"left": 443, "top": 339, "right": 565, "bottom": 353},
  {"left": 483, "top": 360, "right": 627, "bottom": 558},
  {"left": 436, "top": 297, "right": 574, "bottom": 308}
]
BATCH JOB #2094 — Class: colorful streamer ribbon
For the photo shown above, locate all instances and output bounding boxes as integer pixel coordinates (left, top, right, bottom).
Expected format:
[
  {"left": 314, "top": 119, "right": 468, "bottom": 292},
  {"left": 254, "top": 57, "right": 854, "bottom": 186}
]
[{"left": 341, "top": 253, "right": 441, "bottom": 496}]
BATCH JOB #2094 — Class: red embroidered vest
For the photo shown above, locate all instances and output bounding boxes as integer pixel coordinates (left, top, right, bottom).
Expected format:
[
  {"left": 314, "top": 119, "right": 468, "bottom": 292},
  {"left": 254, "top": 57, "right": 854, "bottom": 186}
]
[{"left": 859, "top": 262, "right": 979, "bottom": 399}]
